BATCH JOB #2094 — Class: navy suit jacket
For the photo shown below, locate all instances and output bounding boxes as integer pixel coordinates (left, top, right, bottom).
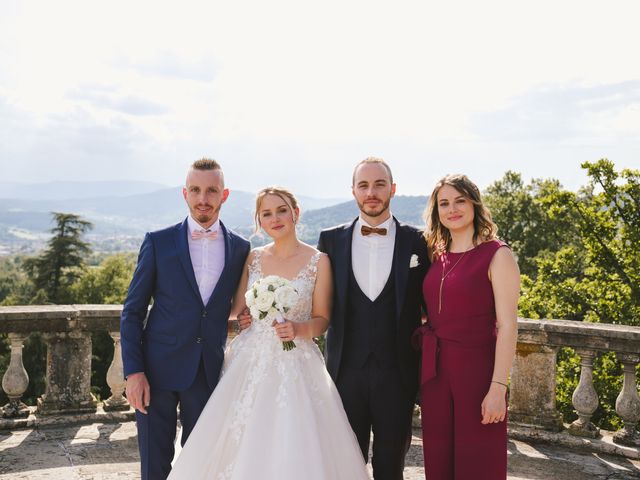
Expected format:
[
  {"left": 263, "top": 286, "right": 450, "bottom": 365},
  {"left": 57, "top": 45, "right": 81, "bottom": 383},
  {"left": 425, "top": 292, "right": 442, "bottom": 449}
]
[
  {"left": 121, "top": 218, "right": 250, "bottom": 392},
  {"left": 317, "top": 217, "right": 429, "bottom": 396}
]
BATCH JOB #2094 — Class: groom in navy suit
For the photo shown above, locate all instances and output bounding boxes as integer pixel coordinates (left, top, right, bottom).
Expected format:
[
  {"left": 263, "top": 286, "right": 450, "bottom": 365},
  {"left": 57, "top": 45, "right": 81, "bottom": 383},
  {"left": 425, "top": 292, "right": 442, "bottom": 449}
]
[
  {"left": 121, "top": 158, "right": 250, "bottom": 480},
  {"left": 318, "top": 158, "right": 429, "bottom": 480}
]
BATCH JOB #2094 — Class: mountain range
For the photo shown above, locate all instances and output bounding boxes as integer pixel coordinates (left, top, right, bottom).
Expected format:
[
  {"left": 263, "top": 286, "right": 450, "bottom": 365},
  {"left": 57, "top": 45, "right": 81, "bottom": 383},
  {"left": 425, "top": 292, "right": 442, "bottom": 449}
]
[{"left": 0, "top": 181, "right": 428, "bottom": 255}]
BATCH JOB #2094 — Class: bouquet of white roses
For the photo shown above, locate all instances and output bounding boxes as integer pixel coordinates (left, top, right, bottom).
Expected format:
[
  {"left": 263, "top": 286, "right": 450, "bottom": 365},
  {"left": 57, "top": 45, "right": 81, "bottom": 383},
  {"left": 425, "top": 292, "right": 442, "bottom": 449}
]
[{"left": 244, "top": 275, "right": 299, "bottom": 350}]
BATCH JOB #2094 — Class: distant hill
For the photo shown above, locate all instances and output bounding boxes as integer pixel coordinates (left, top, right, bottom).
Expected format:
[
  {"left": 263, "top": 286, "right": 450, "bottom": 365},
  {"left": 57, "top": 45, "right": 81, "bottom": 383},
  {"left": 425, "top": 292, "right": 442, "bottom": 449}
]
[
  {"left": 0, "top": 184, "right": 352, "bottom": 254},
  {"left": 235, "top": 195, "right": 429, "bottom": 247},
  {"left": 0, "top": 180, "right": 427, "bottom": 254},
  {"left": 0, "top": 180, "right": 170, "bottom": 199}
]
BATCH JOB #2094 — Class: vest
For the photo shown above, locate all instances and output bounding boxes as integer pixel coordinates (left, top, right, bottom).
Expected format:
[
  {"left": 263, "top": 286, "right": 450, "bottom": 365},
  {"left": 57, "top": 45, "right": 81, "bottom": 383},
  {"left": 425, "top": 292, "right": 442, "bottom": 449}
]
[{"left": 342, "top": 264, "right": 398, "bottom": 368}]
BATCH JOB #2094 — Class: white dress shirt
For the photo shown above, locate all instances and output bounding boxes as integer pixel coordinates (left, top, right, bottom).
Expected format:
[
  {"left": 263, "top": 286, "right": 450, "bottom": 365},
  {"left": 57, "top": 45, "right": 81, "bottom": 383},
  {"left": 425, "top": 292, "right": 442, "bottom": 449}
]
[
  {"left": 187, "top": 216, "right": 225, "bottom": 305},
  {"left": 351, "top": 215, "right": 396, "bottom": 301}
]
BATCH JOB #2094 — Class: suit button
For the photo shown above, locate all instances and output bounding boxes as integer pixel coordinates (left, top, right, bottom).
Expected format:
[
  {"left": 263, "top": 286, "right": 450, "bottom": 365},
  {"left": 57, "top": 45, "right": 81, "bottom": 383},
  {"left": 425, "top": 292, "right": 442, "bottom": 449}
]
[
  {"left": 202, "top": 310, "right": 207, "bottom": 317},
  {"left": 196, "top": 337, "right": 202, "bottom": 344}
]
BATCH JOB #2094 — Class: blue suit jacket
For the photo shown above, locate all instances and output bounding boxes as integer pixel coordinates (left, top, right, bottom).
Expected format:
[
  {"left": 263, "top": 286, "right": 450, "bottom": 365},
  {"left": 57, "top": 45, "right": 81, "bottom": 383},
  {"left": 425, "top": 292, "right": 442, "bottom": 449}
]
[{"left": 121, "top": 218, "right": 250, "bottom": 391}]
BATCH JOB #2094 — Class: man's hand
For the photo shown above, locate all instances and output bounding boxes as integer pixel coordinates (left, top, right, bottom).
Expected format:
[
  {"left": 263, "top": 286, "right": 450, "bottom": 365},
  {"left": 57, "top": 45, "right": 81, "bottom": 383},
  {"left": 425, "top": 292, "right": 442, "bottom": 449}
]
[
  {"left": 237, "top": 307, "right": 253, "bottom": 331},
  {"left": 126, "top": 372, "right": 151, "bottom": 414}
]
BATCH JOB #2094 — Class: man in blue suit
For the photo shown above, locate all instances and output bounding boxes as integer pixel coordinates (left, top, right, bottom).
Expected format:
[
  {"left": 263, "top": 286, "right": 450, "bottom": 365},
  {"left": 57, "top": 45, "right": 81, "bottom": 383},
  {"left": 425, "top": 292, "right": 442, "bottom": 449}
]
[{"left": 121, "top": 158, "right": 250, "bottom": 480}]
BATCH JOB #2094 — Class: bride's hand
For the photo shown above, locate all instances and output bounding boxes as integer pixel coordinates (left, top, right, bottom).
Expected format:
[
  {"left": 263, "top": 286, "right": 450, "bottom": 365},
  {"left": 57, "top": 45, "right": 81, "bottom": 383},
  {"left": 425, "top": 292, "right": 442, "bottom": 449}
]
[
  {"left": 272, "top": 319, "right": 296, "bottom": 341},
  {"left": 237, "top": 307, "right": 252, "bottom": 331}
]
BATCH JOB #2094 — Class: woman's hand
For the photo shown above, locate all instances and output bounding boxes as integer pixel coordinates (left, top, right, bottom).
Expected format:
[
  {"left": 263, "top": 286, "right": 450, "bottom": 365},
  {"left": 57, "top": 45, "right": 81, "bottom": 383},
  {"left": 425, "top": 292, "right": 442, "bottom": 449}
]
[
  {"left": 481, "top": 383, "right": 507, "bottom": 424},
  {"left": 237, "top": 307, "right": 252, "bottom": 331},
  {"left": 272, "top": 319, "right": 297, "bottom": 342}
]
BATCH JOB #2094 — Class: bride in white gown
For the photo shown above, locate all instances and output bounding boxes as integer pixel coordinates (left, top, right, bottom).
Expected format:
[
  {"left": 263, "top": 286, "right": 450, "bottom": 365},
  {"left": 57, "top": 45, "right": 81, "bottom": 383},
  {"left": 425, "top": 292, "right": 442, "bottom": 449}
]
[{"left": 168, "top": 187, "right": 369, "bottom": 480}]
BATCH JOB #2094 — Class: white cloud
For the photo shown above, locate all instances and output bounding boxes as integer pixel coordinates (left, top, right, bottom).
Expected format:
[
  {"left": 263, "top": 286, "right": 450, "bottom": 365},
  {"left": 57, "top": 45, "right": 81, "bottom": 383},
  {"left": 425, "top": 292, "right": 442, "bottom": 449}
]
[{"left": 1, "top": 0, "right": 639, "bottom": 196}]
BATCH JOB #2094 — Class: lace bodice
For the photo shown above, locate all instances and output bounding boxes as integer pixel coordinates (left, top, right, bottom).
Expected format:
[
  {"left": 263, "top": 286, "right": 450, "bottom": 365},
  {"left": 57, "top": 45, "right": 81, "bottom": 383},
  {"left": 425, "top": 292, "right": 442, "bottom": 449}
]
[{"left": 247, "top": 249, "right": 322, "bottom": 325}]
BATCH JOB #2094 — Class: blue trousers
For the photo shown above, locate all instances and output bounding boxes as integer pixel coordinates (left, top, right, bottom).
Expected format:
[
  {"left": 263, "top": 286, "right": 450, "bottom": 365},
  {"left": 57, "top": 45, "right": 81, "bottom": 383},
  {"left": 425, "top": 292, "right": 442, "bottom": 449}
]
[{"left": 135, "top": 359, "right": 213, "bottom": 480}]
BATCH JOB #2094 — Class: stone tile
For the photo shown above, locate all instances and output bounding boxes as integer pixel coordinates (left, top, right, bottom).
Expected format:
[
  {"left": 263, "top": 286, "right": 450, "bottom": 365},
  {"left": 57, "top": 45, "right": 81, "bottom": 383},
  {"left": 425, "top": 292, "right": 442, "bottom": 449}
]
[{"left": 1, "top": 422, "right": 639, "bottom": 479}]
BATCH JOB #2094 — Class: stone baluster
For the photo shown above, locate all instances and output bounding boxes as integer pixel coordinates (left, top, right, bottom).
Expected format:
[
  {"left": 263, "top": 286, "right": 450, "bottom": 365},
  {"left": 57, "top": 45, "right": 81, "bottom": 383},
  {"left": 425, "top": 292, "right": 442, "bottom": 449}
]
[
  {"left": 568, "top": 348, "right": 600, "bottom": 438},
  {"left": 1, "top": 333, "right": 30, "bottom": 418},
  {"left": 37, "top": 331, "right": 97, "bottom": 415},
  {"left": 508, "top": 342, "right": 563, "bottom": 431},
  {"left": 613, "top": 353, "right": 640, "bottom": 446},
  {"left": 103, "top": 331, "right": 129, "bottom": 411}
]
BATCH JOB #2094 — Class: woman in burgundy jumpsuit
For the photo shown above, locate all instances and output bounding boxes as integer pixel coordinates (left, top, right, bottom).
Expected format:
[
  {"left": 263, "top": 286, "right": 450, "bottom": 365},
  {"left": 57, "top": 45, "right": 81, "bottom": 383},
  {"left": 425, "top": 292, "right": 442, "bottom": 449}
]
[{"left": 414, "top": 174, "right": 520, "bottom": 480}]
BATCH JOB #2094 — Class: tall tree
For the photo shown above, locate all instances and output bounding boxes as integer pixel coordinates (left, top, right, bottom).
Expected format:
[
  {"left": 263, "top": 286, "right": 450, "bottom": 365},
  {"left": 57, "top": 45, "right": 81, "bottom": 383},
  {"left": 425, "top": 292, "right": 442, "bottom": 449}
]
[
  {"left": 23, "top": 212, "right": 93, "bottom": 304},
  {"left": 520, "top": 160, "right": 639, "bottom": 325},
  {"left": 483, "top": 171, "right": 578, "bottom": 278}
]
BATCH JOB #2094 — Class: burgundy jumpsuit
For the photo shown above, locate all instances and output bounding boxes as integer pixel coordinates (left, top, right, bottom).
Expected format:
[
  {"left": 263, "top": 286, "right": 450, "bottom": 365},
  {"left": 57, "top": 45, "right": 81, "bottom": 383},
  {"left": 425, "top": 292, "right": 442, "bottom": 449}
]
[{"left": 414, "top": 240, "right": 509, "bottom": 480}]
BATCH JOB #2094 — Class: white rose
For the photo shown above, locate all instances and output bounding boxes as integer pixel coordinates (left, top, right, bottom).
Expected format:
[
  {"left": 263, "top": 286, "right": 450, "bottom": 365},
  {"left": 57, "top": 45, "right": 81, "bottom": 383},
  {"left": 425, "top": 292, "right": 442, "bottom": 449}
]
[
  {"left": 275, "top": 286, "right": 298, "bottom": 310},
  {"left": 249, "top": 305, "right": 261, "bottom": 320},
  {"left": 255, "top": 291, "right": 276, "bottom": 311},
  {"left": 264, "top": 307, "right": 279, "bottom": 322},
  {"left": 244, "top": 289, "right": 256, "bottom": 307},
  {"left": 262, "top": 275, "right": 279, "bottom": 286},
  {"left": 255, "top": 281, "right": 269, "bottom": 295}
]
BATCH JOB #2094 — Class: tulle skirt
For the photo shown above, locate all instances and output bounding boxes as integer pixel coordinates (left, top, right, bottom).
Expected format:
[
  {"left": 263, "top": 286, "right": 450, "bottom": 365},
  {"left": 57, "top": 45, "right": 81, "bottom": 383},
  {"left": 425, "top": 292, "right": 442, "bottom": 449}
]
[{"left": 168, "top": 325, "right": 370, "bottom": 480}]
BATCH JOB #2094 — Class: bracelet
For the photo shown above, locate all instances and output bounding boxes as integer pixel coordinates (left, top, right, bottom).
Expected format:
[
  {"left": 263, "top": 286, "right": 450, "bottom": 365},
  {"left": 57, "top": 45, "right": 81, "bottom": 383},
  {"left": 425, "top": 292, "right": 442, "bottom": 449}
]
[{"left": 491, "top": 380, "right": 508, "bottom": 388}]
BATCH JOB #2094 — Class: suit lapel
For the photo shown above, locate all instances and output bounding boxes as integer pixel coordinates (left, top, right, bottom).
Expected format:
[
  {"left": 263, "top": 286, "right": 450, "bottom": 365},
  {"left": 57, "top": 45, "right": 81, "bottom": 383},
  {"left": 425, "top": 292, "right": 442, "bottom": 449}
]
[
  {"left": 205, "top": 221, "right": 233, "bottom": 307},
  {"left": 335, "top": 219, "right": 357, "bottom": 313},
  {"left": 393, "top": 218, "right": 412, "bottom": 320},
  {"left": 175, "top": 218, "right": 203, "bottom": 306}
]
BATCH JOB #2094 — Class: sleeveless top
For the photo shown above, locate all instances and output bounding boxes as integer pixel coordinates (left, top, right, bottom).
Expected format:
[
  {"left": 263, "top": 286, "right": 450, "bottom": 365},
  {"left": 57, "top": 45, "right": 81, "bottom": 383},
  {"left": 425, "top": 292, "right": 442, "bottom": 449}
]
[{"left": 414, "top": 239, "right": 509, "bottom": 386}]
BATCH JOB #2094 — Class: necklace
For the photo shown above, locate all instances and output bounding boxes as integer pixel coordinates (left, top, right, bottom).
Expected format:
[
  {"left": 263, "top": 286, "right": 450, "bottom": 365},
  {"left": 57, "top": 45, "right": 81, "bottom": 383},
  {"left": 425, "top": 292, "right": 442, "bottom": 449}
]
[{"left": 438, "top": 246, "right": 473, "bottom": 313}]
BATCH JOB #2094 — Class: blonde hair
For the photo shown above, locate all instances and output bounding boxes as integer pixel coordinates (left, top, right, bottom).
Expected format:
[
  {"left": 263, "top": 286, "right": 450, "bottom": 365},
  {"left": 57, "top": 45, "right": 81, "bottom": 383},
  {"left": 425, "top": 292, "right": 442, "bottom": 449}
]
[
  {"left": 187, "top": 157, "right": 224, "bottom": 187},
  {"left": 254, "top": 186, "right": 300, "bottom": 234},
  {"left": 423, "top": 174, "right": 497, "bottom": 259}
]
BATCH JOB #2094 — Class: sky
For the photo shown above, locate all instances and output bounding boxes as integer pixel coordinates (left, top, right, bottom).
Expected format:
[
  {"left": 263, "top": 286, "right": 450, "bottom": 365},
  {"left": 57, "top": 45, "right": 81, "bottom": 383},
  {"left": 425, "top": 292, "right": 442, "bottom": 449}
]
[{"left": 1, "top": 0, "right": 640, "bottom": 198}]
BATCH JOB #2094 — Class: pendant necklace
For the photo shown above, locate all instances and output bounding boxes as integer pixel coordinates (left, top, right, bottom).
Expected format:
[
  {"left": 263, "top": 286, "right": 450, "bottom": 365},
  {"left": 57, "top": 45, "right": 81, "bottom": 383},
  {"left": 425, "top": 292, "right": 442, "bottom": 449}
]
[{"left": 438, "top": 246, "right": 472, "bottom": 313}]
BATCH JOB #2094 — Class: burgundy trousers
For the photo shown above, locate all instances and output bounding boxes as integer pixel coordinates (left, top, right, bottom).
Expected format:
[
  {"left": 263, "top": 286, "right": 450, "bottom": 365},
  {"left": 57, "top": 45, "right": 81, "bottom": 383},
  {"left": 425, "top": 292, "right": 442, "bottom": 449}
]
[{"left": 420, "top": 342, "right": 507, "bottom": 480}]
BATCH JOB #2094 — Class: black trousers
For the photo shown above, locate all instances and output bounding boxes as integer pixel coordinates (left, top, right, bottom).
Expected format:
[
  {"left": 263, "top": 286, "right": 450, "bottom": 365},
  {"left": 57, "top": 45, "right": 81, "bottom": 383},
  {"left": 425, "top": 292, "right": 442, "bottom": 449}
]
[{"left": 336, "top": 355, "right": 414, "bottom": 480}]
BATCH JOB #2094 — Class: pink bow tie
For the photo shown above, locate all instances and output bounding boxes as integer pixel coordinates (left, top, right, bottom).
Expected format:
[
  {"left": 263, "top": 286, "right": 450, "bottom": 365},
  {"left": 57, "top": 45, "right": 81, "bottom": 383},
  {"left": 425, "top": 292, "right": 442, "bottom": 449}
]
[{"left": 191, "top": 229, "right": 218, "bottom": 240}]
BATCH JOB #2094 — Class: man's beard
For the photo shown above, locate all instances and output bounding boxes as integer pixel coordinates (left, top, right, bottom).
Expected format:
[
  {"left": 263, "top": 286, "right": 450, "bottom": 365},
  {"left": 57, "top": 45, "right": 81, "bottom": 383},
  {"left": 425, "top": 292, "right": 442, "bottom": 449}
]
[
  {"left": 357, "top": 197, "right": 390, "bottom": 217},
  {"left": 194, "top": 203, "right": 220, "bottom": 222}
]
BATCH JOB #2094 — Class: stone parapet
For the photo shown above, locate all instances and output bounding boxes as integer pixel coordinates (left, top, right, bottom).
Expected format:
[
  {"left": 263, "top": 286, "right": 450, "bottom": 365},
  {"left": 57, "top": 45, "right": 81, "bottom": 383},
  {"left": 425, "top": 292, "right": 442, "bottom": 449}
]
[{"left": 1, "top": 307, "right": 639, "bottom": 457}]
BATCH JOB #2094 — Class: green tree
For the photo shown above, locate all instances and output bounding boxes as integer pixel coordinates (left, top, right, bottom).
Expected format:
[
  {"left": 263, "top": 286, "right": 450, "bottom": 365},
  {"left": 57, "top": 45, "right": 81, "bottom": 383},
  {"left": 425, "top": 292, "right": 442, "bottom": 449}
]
[
  {"left": 520, "top": 160, "right": 640, "bottom": 326},
  {"left": 23, "top": 212, "right": 93, "bottom": 304},
  {"left": 70, "top": 253, "right": 136, "bottom": 304},
  {"left": 483, "top": 171, "right": 578, "bottom": 278},
  {"left": 68, "top": 253, "right": 136, "bottom": 400},
  {"left": 515, "top": 160, "right": 640, "bottom": 430}
]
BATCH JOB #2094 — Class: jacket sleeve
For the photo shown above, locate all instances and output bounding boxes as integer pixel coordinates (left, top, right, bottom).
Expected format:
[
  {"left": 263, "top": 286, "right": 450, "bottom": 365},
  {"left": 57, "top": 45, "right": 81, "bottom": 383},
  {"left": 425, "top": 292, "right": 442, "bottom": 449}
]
[
  {"left": 317, "top": 230, "right": 328, "bottom": 254},
  {"left": 120, "top": 233, "right": 156, "bottom": 377}
]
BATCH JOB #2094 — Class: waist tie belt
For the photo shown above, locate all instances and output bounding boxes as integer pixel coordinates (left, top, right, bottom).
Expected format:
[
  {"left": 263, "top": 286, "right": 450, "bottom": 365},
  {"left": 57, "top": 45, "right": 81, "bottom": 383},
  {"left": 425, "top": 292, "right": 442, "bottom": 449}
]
[{"left": 411, "top": 324, "right": 438, "bottom": 388}]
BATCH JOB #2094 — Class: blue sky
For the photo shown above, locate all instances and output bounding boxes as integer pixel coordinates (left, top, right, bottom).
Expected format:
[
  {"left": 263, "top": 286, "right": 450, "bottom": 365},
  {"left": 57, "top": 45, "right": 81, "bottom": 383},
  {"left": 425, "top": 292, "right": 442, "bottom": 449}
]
[{"left": 1, "top": 0, "right": 639, "bottom": 198}]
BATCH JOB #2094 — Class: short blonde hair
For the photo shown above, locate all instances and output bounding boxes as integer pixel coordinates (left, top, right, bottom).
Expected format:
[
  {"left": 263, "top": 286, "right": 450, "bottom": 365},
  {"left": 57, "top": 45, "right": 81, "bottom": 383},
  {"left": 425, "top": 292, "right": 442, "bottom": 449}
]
[{"left": 186, "top": 158, "right": 224, "bottom": 187}]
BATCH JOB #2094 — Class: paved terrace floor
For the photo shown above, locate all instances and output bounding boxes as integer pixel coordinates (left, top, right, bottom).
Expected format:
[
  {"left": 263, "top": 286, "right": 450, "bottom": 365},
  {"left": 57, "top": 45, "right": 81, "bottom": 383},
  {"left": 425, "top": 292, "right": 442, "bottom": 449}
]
[{"left": 1, "top": 420, "right": 639, "bottom": 480}]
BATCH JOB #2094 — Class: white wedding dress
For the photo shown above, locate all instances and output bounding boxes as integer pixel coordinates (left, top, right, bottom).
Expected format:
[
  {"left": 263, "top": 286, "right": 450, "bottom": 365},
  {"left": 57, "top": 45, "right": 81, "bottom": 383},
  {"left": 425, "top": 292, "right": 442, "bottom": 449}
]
[{"left": 168, "top": 251, "right": 370, "bottom": 480}]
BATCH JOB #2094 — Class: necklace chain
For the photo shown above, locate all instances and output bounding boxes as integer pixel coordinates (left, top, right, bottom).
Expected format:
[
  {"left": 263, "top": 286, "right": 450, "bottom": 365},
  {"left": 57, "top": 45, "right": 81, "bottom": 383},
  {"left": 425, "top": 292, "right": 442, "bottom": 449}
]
[{"left": 438, "top": 246, "right": 473, "bottom": 314}]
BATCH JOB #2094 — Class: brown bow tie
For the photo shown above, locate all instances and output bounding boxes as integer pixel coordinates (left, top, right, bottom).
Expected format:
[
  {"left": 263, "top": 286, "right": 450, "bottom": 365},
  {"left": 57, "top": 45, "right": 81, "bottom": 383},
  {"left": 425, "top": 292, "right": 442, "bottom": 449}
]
[{"left": 361, "top": 225, "right": 387, "bottom": 236}]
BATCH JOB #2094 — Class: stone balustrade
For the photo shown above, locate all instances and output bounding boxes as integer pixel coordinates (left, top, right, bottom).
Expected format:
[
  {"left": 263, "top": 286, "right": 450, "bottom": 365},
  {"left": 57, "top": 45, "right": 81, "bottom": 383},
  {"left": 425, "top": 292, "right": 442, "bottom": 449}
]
[
  {"left": 1, "top": 307, "right": 639, "bottom": 450},
  {"left": 0, "top": 305, "right": 126, "bottom": 419},
  {"left": 510, "top": 319, "right": 640, "bottom": 447}
]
